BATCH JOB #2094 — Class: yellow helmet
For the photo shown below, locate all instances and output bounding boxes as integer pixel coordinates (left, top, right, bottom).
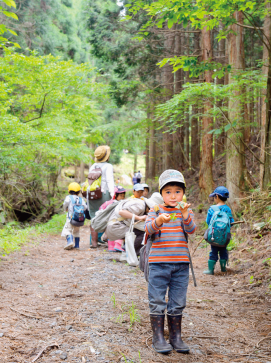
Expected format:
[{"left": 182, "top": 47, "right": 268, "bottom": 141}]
[
  {"left": 182, "top": 194, "right": 187, "bottom": 203},
  {"left": 68, "top": 182, "right": 81, "bottom": 192}
]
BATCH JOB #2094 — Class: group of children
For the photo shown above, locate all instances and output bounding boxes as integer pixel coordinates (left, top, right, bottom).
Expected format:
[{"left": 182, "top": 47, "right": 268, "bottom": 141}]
[{"left": 61, "top": 169, "right": 234, "bottom": 355}]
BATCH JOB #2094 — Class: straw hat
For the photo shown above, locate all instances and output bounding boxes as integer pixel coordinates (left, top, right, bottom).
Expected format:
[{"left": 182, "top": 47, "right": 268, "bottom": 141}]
[{"left": 94, "top": 145, "right": 111, "bottom": 163}]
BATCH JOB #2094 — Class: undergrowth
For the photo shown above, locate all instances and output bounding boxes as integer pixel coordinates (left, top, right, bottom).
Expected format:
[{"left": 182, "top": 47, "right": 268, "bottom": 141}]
[{"left": 0, "top": 214, "right": 66, "bottom": 256}]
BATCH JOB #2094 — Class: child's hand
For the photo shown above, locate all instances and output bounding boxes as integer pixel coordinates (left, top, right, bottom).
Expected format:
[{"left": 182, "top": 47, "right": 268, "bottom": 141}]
[
  {"left": 156, "top": 213, "right": 171, "bottom": 226},
  {"left": 138, "top": 215, "right": 147, "bottom": 221},
  {"left": 178, "top": 202, "right": 191, "bottom": 219}
]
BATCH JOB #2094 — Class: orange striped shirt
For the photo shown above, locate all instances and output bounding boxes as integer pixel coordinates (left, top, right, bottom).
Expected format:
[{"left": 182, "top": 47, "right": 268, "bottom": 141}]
[{"left": 145, "top": 205, "right": 196, "bottom": 264}]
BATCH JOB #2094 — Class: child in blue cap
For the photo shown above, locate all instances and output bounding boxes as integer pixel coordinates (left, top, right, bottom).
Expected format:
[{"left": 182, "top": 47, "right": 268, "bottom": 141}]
[{"left": 203, "top": 186, "right": 234, "bottom": 275}]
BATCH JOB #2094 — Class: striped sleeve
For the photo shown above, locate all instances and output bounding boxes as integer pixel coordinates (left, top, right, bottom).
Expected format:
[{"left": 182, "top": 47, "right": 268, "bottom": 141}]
[
  {"left": 145, "top": 209, "right": 161, "bottom": 235},
  {"left": 183, "top": 210, "right": 196, "bottom": 234}
]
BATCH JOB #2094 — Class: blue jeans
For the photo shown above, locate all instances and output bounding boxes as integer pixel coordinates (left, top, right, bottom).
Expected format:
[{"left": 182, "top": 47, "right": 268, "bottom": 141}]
[
  {"left": 148, "top": 263, "right": 189, "bottom": 315},
  {"left": 209, "top": 245, "right": 228, "bottom": 261}
]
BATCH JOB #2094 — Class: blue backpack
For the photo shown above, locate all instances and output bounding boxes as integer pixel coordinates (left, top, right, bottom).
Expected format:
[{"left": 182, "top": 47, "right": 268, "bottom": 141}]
[
  {"left": 69, "top": 196, "right": 85, "bottom": 227},
  {"left": 204, "top": 206, "right": 231, "bottom": 247}
]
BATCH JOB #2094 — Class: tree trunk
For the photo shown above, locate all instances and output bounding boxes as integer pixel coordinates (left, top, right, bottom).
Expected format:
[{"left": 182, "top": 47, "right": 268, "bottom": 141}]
[
  {"left": 215, "top": 23, "right": 226, "bottom": 156},
  {"left": 173, "top": 25, "right": 185, "bottom": 170},
  {"left": 199, "top": 25, "right": 214, "bottom": 200},
  {"left": 191, "top": 105, "right": 200, "bottom": 168},
  {"left": 134, "top": 153, "right": 138, "bottom": 173},
  {"left": 163, "top": 26, "right": 175, "bottom": 170},
  {"left": 191, "top": 31, "right": 201, "bottom": 169},
  {"left": 226, "top": 12, "right": 247, "bottom": 208},
  {"left": 260, "top": 2, "right": 271, "bottom": 189},
  {"left": 145, "top": 127, "right": 150, "bottom": 181},
  {"left": 80, "top": 161, "right": 85, "bottom": 183},
  {"left": 184, "top": 30, "right": 190, "bottom": 168},
  {"left": 149, "top": 123, "right": 156, "bottom": 179}
]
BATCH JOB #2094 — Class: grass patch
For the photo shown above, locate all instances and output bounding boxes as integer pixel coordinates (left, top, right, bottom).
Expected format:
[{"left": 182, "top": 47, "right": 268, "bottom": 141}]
[
  {"left": 0, "top": 214, "right": 66, "bottom": 256},
  {"left": 227, "top": 232, "right": 242, "bottom": 251}
]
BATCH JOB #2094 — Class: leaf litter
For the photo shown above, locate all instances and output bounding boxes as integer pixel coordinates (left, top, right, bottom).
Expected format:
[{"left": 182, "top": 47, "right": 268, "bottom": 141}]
[{"left": 0, "top": 223, "right": 270, "bottom": 362}]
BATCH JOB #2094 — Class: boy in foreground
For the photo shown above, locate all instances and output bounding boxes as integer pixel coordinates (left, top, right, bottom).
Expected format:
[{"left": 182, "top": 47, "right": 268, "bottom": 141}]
[
  {"left": 203, "top": 186, "right": 234, "bottom": 275},
  {"left": 145, "top": 170, "right": 196, "bottom": 354}
]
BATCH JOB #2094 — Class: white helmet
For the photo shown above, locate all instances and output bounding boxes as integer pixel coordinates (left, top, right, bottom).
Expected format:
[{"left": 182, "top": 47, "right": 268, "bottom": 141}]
[{"left": 159, "top": 169, "right": 186, "bottom": 192}]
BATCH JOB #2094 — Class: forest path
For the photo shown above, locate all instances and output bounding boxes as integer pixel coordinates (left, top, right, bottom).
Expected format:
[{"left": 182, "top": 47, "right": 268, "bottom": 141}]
[{"left": 0, "top": 226, "right": 270, "bottom": 363}]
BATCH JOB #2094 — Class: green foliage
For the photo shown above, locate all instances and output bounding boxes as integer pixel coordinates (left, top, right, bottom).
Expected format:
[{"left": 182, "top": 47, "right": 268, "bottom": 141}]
[
  {"left": 128, "top": 301, "right": 140, "bottom": 329},
  {"left": 1, "top": 0, "right": 89, "bottom": 61},
  {"left": 121, "top": 351, "right": 142, "bottom": 363},
  {"left": 154, "top": 69, "right": 263, "bottom": 137},
  {"left": 126, "top": 0, "right": 264, "bottom": 78},
  {"left": 0, "top": 48, "right": 107, "bottom": 220},
  {"left": 0, "top": 214, "right": 66, "bottom": 255},
  {"left": 227, "top": 232, "right": 242, "bottom": 251},
  {"left": 111, "top": 292, "right": 116, "bottom": 308},
  {"left": 0, "top": 0, "right": 19, "bottom": 46}
]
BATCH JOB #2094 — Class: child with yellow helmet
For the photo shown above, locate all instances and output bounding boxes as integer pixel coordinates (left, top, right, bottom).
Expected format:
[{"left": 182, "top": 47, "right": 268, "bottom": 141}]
[{"left": 61, "top": 182, "right": 87, "bottom": 250}]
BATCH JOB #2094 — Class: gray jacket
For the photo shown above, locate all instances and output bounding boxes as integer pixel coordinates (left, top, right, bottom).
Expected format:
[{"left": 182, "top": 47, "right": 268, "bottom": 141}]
[{"left": 105, "top": 198, "right": 146, "bottom": 240}]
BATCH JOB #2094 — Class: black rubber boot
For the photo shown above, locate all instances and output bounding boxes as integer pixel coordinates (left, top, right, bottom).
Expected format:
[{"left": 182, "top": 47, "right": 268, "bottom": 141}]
[
  {"left": 167, "top": 314, "right": 190, "bottom": 353},
  {"left": 150, "top": 315, "right": 172, "bottom": 354}
]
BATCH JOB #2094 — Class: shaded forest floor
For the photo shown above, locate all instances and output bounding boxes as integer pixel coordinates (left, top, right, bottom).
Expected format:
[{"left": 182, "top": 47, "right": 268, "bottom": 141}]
[{"left": 0, "top": 223, "right": 271, "bottom": 363}]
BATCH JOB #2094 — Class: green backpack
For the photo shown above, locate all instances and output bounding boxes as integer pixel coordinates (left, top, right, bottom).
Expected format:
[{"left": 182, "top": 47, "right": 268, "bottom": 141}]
[{"left": 204, "top": 206, "right": 231, "bottom": 247}]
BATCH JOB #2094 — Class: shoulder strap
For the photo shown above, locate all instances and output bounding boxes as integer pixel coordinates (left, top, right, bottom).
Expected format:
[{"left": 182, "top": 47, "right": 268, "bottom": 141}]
[
  {"left": 69, "top": 195, "right": 75, "bottom": 204},
  {"left": 79, "top": 197, "right": 82, "bottom": 205},
  {"left": 181, "top": 220, "right": 188, "bottom": 243},
  {"left": 211, "top": 205, "right": 220, "bottom": 212}
]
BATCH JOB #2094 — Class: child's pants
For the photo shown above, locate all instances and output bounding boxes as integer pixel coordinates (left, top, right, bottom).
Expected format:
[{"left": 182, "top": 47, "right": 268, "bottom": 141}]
[
  {"left": 61, "top": 219, "right": 80, "bottom": 238},
  {"left": 209, "top": 245, "right": 228, "bottom": 261},
  {"left": 148, "top": 263, "right": 189, "bottom": 315}
]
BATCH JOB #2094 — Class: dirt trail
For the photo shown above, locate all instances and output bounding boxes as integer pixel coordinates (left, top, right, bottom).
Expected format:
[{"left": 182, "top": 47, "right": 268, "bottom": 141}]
[{"left": 0, "top": 226, "right": 270, "bottom": 363}]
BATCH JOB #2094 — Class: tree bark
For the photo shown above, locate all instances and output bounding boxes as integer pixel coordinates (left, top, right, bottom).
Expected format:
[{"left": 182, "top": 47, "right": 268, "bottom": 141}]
[
  {"left": 184, "top": 30, "right": 190, "bottom": 167},
  {"left": 134, "top": 153, "right": 138, "bottom": 173},
  {"left": 226, "top": 11, "right": 247, "bottom": 208},
  {"left": 80, "top": 161, "right": 85, "bottom": 183},
  {"left": 173, "top": 24, "right": 185, "bottom": 170},
  {"left": 199, "top": 25, "right": 214, "bottom": 200},
  {"left": 191, "top": 105, "right": 200, "bottom": 168},
  {"left": 145, "top": 127, "right": 150, "bottom": 181},
  {"left": 149, "top": 122, "right": 156, "bottom": 179},
  {"left": 260, "top": 1, "right": 271, "bottom": 190},
  {"left": 163, "top": 26, "right": 175, "bottom": 170},
  {"left": 191, "top": 31, "right": 201, "bottom": 169},
  {"left": 215, "top": 23, "right": 226, "bottom": 157}
]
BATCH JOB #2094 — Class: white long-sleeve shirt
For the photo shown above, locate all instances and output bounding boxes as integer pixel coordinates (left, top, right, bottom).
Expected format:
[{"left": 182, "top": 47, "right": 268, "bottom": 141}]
[
  {"left": 89, "top": 162, "right": 115, "bottom": 198},
  {"left": 63, "top": 195, "right": 87, "bottom": 218}
]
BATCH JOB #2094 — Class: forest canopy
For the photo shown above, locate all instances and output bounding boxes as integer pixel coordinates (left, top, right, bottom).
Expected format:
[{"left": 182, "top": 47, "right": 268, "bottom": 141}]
[{"left": 0, "top": 0, "right": 271, "bottom": 222}]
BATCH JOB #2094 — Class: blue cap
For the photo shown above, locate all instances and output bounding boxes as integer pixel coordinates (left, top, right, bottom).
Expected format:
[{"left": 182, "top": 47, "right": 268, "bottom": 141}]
[
  {"left": 209, "top": 186, "right": 229, "bottom": 199},
  {"left": 133, "top": 183, "right": 144, "bottom": 191}
]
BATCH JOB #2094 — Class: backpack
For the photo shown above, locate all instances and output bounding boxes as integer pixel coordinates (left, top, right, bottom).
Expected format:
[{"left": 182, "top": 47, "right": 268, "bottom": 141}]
[
  {"left": 139, "top": 205, "right": 160, "bottom": 282},
  {"left": 69, "top": 196, "right": 85, "bottom": 227},
  {"left": 82, "top": 166, "right": 102, "bottom": 200},
  {"left": 204, "top": 205, "right": 231, "bottom": 247},
  {"left": 91, "top": 201, "right": 120, "bottom": 232}
]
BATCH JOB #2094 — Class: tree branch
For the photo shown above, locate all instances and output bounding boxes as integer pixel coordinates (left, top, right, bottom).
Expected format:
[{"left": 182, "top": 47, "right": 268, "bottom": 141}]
[
  {"left": 236, "top": 22, "right": 263, "bottom": 30},
  {"left": 22, "top": 92, "right": 49, "bottom": 123}
]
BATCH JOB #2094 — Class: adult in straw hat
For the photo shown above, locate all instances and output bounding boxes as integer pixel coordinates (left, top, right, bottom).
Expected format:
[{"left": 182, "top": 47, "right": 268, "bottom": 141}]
[{"left": 88, "top": 145, "right": 115, "bottom": 247}]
